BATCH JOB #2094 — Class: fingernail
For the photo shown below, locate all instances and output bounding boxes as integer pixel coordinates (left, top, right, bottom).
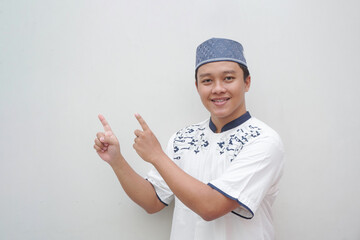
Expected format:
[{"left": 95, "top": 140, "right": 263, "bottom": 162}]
[{"left": 100, "top": 137, "right": 104, "bottom": 142}]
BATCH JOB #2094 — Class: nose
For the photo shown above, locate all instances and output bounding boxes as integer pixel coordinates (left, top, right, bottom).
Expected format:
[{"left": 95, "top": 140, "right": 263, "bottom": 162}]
[{"left": 211, "top": 80, "right": 226, "bottom": 94}]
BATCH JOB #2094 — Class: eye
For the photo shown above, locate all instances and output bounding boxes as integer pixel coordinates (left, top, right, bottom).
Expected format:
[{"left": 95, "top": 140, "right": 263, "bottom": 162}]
[
  {"left": 225, "top": 76, "right": 234, "bottom": 81},
  {"left": 201, "top": 79, "right": 212, "bottom": 84}
]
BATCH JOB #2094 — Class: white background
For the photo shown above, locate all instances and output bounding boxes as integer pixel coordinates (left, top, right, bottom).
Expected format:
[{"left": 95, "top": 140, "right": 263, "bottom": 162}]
[{"left": 1, "top": 0, "right": 360, "bottom": 239}]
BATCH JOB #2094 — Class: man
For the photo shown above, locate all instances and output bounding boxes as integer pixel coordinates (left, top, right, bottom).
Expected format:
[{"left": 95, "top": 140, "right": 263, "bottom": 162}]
[{"left": 94, "top": 38, "right": 284, "bottom": 240}]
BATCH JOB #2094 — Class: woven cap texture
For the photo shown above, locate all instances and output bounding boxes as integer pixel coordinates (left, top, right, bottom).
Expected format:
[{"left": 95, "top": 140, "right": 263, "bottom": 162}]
[{"left": 195, "top": 38, "right": 247, "bottom": 70}]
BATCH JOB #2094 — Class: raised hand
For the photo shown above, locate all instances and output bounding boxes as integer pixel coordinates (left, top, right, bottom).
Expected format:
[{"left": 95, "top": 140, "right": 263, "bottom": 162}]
[
  {"left": 94, "top": 114, "right": 121, "bottom": 166},
  {"left": 133, "top": 114, "right": 165, "bottom": 164}
]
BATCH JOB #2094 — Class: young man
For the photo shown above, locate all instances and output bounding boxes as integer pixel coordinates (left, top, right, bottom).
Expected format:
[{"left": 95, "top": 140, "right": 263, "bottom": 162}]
[{"left": 94, "top": 38, "right": 284, "bottom": 240}]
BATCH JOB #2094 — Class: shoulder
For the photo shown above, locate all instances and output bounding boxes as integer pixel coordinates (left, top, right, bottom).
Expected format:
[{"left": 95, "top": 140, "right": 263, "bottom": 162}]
[
  {"left": 242, "top": 117, "right": 284, "bottom": 158},
  {"left": 173, "top": 119, "right": 210, "bottom": 137},
  {"left": 167, "top": 119, "right": 211, "bottom": 160},
  {"left": 166, "top": 119, "right": 210, "bottom": 146},
  {"left": 232, "top": 117, "right": 284, "bottom": 156},
  {"left": 247, "top": 117, "right": 282, "bottom": 142}
]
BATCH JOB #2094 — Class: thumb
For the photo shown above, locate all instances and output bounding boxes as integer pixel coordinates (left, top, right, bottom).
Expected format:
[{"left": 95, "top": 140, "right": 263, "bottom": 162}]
[{"left": 101, "top": 131, "right": 118, "bottom": 145}]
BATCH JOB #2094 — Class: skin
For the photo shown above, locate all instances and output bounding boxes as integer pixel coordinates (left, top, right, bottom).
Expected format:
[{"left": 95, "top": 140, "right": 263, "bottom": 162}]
[
  {"left": 94, "top": 115, "right": 164, "bottom": 213},
  {"left": 94, "top": 61, "right": 251, "bottom": 221},
  {"left": 196, "top": 61, "right": 251, "bottom": 132}
]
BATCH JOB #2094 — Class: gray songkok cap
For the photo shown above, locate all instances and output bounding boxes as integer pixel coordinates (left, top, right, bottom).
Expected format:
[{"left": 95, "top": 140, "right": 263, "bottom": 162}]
[{"left": 195, "top": 38, "right": 247, "bottom": 71}]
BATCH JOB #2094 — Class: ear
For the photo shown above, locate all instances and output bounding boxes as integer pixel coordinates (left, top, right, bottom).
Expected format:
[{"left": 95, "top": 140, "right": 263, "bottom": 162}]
[
  {"left": 195, "top": 80, "right": 199, "bottom": 90},
  {"left": 245, "top": 76, "right": 251, "bottom": 92}
]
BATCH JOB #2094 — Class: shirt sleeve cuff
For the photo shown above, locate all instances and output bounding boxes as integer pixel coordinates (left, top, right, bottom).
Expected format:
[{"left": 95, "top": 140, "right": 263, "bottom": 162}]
[
  {"left": 208, "top": 183, "right": 254, "bottom": 219},
  {"left": 146, "top": 178, "right": 173, "bottom": 206}
]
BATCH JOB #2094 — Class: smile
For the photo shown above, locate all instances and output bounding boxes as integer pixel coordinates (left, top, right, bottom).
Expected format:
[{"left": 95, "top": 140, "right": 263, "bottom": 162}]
[{"left": 211, "top": 98, "right": 230, "bottom": 105}]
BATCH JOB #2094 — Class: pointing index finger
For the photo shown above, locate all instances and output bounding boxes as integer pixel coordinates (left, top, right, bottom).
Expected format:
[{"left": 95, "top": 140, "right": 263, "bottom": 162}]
[
  {"left": 98, "top": 114, "right": 112, "bottom": 132},
  {"left": 135, "top": 113, "right": 149, "bottom": 131}
]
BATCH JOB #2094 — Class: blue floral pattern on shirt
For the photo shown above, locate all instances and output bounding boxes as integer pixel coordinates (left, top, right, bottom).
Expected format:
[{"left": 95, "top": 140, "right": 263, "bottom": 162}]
[
  {"left": 173, "top": 124, "right": 209, "bottom": 160},
  {"left": 216, "top": 125, "right": 262, "bottom": 162},
  {"left": 172, "top": 123, "right": 262, "bottom": 161}
]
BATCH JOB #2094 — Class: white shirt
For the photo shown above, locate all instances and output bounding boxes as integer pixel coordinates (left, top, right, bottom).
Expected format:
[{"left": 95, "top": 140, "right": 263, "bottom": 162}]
[{"left": 147, "top": 112, "right": 284, "bottom": 240}]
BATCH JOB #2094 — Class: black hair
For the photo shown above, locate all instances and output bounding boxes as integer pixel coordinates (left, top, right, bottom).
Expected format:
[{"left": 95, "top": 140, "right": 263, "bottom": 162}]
[{"left": 195, "top": 62, "right": 250, "bottom": 83}]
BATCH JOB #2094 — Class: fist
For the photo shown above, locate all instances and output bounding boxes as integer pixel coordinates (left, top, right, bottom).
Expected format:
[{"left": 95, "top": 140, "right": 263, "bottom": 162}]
[
  {"left": 133, "top": 114, "right": 165, "bottom": 164},
  {"left": 94, "top": 114, "right": 122, "bottom": 166}
]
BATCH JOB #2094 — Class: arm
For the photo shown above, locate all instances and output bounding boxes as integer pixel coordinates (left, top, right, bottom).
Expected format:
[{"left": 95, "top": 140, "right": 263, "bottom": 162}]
[
  {"left": 133, "top": 114, "right": 239, "bottom": 221},
  {"left": 94, "top": 114, "right": 165, "bottom": 214}
]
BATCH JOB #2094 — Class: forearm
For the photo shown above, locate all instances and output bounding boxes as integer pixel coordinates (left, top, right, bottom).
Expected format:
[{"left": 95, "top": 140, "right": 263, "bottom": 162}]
[
  {"left": 132, "top": 114, "right": 238, "bottom": 220},
  {"left": 153, "top": 152, "right": 237, "bottom": 220},
  {"left": 94, "top": 114, "right": 165, "bottom": 213},
  {"left": 111, "top": 155, "right": 165, "bottom": 214}
]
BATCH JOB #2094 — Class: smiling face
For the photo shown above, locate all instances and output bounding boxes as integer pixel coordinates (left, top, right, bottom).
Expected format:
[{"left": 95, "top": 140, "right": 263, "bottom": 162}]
[{"left": 196, "top": 61, "right": 251, "bottom": 132}]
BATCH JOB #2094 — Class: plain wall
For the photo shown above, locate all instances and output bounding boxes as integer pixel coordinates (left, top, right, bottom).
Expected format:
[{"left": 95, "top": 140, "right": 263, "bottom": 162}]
[{"left": 1, "top": 0, "right": 359, "bottom": 239}]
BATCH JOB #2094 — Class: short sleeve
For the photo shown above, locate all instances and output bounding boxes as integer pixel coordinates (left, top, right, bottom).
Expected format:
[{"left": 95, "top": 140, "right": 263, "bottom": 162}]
[
  {"left": 208, "top": 135, "right": 284, "bottom": 219},
  {"left": 146, "top": 135, "right": 175, "bottom": 206}
]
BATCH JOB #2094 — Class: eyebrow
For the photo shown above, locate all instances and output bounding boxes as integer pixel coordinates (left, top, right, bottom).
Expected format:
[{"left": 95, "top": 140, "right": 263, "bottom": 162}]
[
  {"left": 198, "top": 73, "right": 212, "bottom": 78},
  {"left": 223, "top": 70, "right": 236, "bottom": 74},
  {"left": 198, "top": 70, "right": 236, "bottom": 78}
]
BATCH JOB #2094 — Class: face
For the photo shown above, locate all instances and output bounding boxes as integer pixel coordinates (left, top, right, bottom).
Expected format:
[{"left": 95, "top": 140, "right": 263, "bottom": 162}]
[{"left": 196, "top": 61, "right": 251, "bottom": 130}]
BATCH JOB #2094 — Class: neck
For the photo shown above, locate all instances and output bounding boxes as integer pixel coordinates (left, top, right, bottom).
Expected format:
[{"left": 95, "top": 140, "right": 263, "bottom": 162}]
[{"left": 211, "top": 110, "right": 248, "bottom": 133}]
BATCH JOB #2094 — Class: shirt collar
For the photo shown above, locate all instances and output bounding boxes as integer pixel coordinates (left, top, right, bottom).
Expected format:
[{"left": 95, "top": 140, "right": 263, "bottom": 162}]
[{"left": 209, "top": 111, "right": 251, "bottom": 133}]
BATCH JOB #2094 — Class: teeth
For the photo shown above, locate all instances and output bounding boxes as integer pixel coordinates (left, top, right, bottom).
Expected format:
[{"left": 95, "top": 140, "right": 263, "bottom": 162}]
[{"left": 213, "top": 99, "right": 226, "bottom": 102}]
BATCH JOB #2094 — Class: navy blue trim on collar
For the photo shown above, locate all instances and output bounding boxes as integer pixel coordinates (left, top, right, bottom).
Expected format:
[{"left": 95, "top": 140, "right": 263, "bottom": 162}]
[{"left": 209, "top": 111, "right": 251, "bottom": 133}]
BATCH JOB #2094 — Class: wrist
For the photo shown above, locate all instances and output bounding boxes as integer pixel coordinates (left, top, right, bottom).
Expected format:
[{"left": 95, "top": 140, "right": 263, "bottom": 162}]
[
  {"left": 110, "top": 154, "right": 125, "bottom": 170},
  {"left": 151, "top": 151, "right": 168, "bottom": 168}
]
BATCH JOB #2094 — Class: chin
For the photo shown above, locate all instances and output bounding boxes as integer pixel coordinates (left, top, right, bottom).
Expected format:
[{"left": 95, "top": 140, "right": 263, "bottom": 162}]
[{"left": 211, "top": 111, "right": 231, "bottom": 120}]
